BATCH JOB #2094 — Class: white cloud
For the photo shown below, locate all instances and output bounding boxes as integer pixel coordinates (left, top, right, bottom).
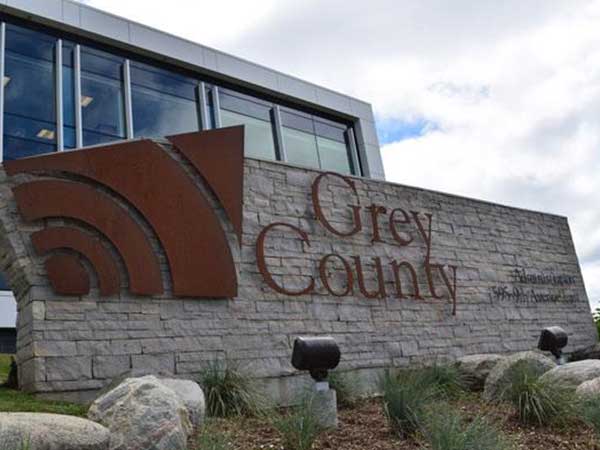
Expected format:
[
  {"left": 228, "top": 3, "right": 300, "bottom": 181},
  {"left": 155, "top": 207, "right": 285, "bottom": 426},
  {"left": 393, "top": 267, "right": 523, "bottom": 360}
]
[{"left": 82, "top": 0, "right": 600, "bottom": 306}]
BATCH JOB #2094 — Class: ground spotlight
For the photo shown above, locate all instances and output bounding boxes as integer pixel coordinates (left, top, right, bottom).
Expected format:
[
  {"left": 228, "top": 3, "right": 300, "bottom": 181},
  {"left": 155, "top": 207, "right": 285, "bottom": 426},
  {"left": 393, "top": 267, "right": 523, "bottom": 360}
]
[
  {"left": 291, "top": 336, "right": 341, "bottom": 382},
  {"left": 538, "top": 326, "right": 568, "bottom": 362}
]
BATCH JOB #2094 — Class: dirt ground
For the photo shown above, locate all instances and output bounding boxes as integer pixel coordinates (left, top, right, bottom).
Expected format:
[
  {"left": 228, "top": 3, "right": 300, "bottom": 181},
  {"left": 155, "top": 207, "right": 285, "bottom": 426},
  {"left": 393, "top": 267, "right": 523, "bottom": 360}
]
[{"left": 194, "top": 396, "right": 598, "bottom": 450}]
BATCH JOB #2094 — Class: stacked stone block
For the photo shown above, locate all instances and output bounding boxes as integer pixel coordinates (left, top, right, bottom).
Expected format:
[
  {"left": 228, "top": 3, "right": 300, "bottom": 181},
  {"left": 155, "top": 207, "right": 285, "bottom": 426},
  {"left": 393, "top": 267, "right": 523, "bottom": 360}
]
[{"left": 0, "top": 142, "right": 596, "bottom": 404}]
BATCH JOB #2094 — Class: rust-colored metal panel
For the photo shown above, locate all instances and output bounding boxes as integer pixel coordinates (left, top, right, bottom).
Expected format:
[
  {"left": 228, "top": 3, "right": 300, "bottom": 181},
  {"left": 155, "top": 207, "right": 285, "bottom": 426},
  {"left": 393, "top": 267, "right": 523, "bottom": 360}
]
[
  {"left": 44, "top": 253, "right": 90, "bottom": 296},
  {"left": 5, "top": 134, "right": 239, "bottom": 298},
  {"left": 12, "top": 180, "right": 162, "bottom": 295},
  {"left": 167, "top": 126, "right": 245, "bottom": 245},
  {"left": 31, "top": 227, "right": 120, "bottom": 296}
]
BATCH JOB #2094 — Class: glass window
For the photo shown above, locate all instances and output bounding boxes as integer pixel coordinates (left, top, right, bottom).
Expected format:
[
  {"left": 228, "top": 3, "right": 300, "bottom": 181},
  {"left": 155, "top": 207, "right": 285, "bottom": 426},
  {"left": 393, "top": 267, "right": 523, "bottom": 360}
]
[
  {"left": 0, "top": 272, "right": 8, "bottom": 291},
  {"left": 0, "top": 19, "right": 361, "bottom": 176},
  {"left": 281, "top": 110, "right": 319, "bottom": 169},
  {"left": 80, "top": 47, "right": 126, "bottom": 146},
  {"left": 219, "top": 91, "right": 276, "bottom": 160},
  {"left": 315, "top": 120, "right": 353, "bottom": 174},
  {"left": 281, "top": 109, "right": 355, "bottom": 174},
  {"left": 62, "top": 41, "right": 76, "bottom": 149},
  {"left": 282, "top": 126, "right": 319, "bottom": 168},
  {"left": 131, "top": 62, "right": 199, "bottom": 138},
  {"left": 317, "top": 136, "right": 352, "bottom": 174},
  {"left": 3, "top": 24, "right": 57, "bottom": 160}
]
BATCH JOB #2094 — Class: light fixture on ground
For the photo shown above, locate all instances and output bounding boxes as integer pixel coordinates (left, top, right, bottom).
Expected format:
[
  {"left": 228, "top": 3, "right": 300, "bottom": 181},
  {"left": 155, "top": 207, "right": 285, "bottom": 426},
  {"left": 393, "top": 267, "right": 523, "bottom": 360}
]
[
  {"left": 291, "top": 336, "right": 341, "bottom": 429},
  {"left": 538, "top": 326, "right": 568, "bottom": 364}
]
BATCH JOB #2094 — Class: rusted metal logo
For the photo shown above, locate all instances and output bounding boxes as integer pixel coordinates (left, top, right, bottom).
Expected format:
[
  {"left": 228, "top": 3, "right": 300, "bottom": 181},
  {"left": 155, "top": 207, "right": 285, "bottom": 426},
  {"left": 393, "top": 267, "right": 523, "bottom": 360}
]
[{"left": 4, "top": 127, "right": 244, "bottom": 298}]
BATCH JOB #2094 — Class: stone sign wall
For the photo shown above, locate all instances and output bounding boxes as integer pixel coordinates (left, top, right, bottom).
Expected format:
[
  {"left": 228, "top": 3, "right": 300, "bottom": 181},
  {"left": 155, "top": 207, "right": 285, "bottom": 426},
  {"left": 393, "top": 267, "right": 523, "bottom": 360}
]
[{"left": 0, "top": 137, "right": 596, "bottom": 404}]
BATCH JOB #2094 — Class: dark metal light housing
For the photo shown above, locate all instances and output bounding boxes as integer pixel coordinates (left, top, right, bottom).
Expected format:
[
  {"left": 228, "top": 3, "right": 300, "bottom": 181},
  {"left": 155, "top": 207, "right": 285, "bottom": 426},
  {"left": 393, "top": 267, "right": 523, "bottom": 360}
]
[
  {"left": 538, "top": 326, "right": 568, "bottom": 359},
  {"left": 291, "top": 336, "right": 341, "bottom": 381}
]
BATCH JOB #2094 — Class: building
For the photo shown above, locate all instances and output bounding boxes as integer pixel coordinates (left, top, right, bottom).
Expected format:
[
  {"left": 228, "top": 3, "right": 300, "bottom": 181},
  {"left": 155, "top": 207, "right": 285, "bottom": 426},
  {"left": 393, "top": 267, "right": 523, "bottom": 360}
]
[
  {"left": 0, "top": 0, "right": 384, "bottom": 335},
  {"left": 0, "top": 1, "right": 595, "bottom": 404},
  {"left": 0, "top": 291, "right": 16, "bottom": 353}
]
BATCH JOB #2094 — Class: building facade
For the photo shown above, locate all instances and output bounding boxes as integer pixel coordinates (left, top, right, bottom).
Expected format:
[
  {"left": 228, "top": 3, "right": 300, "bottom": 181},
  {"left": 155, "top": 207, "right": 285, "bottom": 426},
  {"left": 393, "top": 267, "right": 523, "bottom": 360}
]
[
  {"left": 0, "top": 1, "right": 596, "bottom": 405},
  {"left": 0, "top": 0, "right": 384, "bottom": 333}
]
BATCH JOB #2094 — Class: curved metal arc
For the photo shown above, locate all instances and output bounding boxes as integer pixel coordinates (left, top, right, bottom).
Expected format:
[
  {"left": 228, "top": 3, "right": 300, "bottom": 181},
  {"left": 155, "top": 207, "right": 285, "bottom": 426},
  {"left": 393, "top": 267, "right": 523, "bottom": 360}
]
[
  {"left": 166, "top": 127, "right": 245, "bottom": 247},
  {"left": 31, "top": 227, "right": 121, "bottom": 296},
  {"left": 12, "top": 179, "right": 163, "bottom": 295},
  {"left": 44, "top": 253, "right": 90, "bottom": 296}
]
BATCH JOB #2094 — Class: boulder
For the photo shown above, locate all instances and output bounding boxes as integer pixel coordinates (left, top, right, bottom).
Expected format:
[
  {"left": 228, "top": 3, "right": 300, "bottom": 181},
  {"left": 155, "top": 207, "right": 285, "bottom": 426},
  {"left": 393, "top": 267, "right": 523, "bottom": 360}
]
[
  {"left": 569, "top": 343, "right": 600, "bottom": 361},
  {"left": 455, "top": 354, "right": 505, "bottom": 391},
  {"left": 88, "top": 375, "right": 192, "bottom": 450},
  {"left": 576, "top": 377, "right": 600, "bottom": 398},
  {"left": 483, "top": 351, "right": 556, "bottom": 401},
  {"left": 540, "top": 360, "right": 600, "bottom": 389},
  {"left": 158, "top": 378, "right": 206, "bottom": 427},
  {"left": 0, "top": 413, "right": 110, "bottom": 450}
]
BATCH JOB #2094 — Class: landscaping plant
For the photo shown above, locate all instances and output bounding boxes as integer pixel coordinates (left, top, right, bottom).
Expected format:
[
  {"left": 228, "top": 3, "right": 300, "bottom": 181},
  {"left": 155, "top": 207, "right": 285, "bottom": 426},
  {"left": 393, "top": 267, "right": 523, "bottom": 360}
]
[
  {"left": 272, "top": 396, "right": 323, "bottom": 450},
  {"left": 199, "top": 361, "right": 268, "bottom": 418},
  {"left": 498, "top": 362, "right": 577, "bottom": 426},
  {"left": 380, "top": 369, "right": 438, "bottom": 438},
  {"left": 0, "top": 438, "right": 30, "bottom": 450},
  {"left": 0, "top": 354, "right": 11, "bottom": 384},
  {"left": 582, "top": 395, "right": 600, "bottom": 443},
  {"left": 422, "top": 407, "right": 512, "bottom": 450},
  {"left": 195, "top": 423, "right": 233, "bottom": 450},
  {"left": 593, "top": 308, "right": 600, "bottom": 338},
  {"left": 416, "top": 364, "right": 467, "bottom": 397},
  {"left": 327, "top": 371, "right": 361, "bottom": 409}
]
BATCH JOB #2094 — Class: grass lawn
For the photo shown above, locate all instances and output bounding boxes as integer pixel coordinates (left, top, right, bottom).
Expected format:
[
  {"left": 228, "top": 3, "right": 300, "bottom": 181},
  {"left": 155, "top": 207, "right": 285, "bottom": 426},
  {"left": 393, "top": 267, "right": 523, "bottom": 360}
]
[
  {"left": 0, "top": 354, "right": 87, "bottom": 417},
  {"left": 0, "top": 353, "right": 11, "bottom": 384}
]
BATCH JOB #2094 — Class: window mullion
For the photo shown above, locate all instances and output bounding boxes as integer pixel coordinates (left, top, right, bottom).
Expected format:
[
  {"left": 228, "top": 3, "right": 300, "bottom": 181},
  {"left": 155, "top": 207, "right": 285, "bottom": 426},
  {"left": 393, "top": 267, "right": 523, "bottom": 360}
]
[
  {"left": 55, "top": 39, "right": 64, "bottom": 151},
  {"left": 346, "top": 128, "right": 361, "bottom": 176},
  {"left": 74, "top": 44, "right": 83, "bottom": 148},
  {"left": 271, "top": 105, "right": 286, "bottom": 161},
  {"left": 197, "top": 81, "right": 209, "bottom": 130},
  {"left": 123, "top": 59, "right": 134, "bottom": 139},
  {"left": 212, "top": 86, "right": 222, "bottom": 128}
]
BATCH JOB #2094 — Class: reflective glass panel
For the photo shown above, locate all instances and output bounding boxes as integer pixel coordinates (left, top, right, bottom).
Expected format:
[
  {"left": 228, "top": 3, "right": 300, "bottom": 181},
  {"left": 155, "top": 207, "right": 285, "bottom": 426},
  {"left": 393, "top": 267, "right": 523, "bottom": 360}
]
[
  {"left": 317, "top": 136, "right": 352, "bottom": 174},
  {"left": 0, "top": 272, "right": 8, "bottom": 291},
  {"left": 131, "top": 62, "right": 198, "bottom": 138},
  {"left": 81, "top": 47, "right": 125, "bottom": 146},
  {"left": 282, "top": 126, "right": 319, "bottom": 168},
  {"left": 315, "top": 120, "right": 346, "bottom": 143},
  {"left": 3, "top": 24, "right": 56, "bottom": 160},
  {"left": 220, "top": 91, "right": 271, "bottom": 121},
  {"left": 220, "top": 109, "right": 276, "bottom": 160}
]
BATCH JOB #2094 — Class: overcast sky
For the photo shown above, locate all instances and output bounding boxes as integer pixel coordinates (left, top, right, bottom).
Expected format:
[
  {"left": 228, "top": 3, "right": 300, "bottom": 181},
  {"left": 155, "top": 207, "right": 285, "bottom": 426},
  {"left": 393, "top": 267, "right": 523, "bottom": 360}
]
[{"left": 78, "top": 0, "right": 600, "bottom": 307}]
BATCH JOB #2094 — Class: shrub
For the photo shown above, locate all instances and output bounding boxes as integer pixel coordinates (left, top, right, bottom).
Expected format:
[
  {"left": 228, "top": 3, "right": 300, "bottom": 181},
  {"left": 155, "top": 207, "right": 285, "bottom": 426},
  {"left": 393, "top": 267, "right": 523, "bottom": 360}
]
[
  {"left": 199, "top": 361, "right": 268, "bottom": 418},
  {"left": 380, "top": 369, "right": 438, "bottom": 438},
  {"left": 195, "top": 424, "right": 233, "bottom": 450},
  {"left": 581, "top": 396, "right": 600, "bottom": 441},
  {"left": 423, "top": 408, "right": 512, "bottom": 450},
  {"left": 328, "top": 371, "right": 361, "bottom": 409},
  {"left": 498, "top": 362, "right": 577, "bottom": 426},
  {"left": 0, "top": 354, "right": 12, "bottom": 384},
  {"left": 417, "top": 364, "right": 467, "bottom": 397},
  {"left": 272, "top": 396, "right": 323, "bottom": 450},
  {"left": 593, "top": 308, "right": 600, "bottom": 338},
  {"left": 0, "top": 438, "right": 30, "bottom": 450},
  {"left": 5, "top": 357, "right": 19, "bottom": 389}
]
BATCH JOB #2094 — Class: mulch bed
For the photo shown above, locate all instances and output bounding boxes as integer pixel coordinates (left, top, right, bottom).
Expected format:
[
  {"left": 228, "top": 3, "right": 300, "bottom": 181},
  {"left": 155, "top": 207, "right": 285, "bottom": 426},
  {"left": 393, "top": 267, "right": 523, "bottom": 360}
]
[{"left": 194, "top": 395, "right": 598, "bottom": 450}]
